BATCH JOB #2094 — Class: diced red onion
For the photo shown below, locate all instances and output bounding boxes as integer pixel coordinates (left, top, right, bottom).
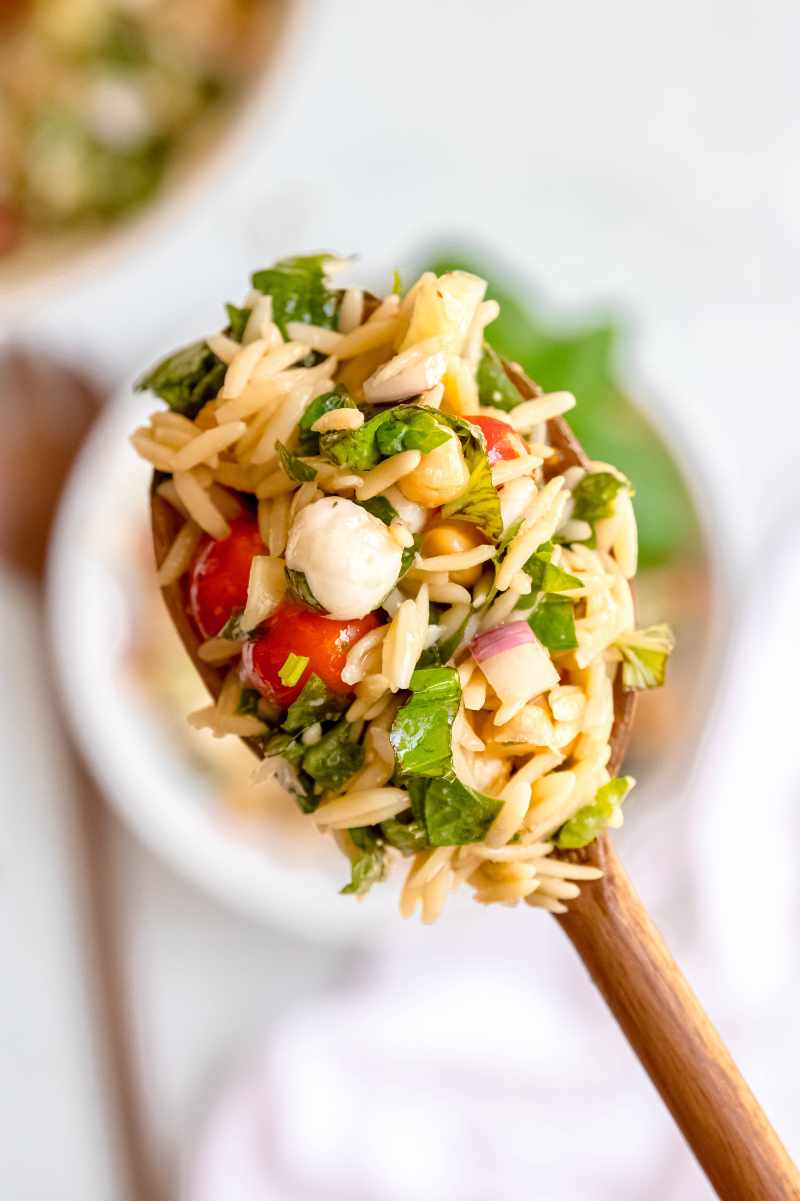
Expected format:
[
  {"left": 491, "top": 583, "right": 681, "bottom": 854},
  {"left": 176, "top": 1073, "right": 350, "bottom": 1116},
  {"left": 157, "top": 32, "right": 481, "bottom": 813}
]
[{"left": 470, "top": 621, "right": 534, "bottom": 663}]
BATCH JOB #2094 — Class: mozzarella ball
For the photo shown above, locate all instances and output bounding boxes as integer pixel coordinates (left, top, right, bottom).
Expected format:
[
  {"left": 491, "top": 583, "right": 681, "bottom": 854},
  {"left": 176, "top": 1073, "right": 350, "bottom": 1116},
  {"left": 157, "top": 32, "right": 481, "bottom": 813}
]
[{"left": 285, "top": 496, "right": 402, "bottom": 620}]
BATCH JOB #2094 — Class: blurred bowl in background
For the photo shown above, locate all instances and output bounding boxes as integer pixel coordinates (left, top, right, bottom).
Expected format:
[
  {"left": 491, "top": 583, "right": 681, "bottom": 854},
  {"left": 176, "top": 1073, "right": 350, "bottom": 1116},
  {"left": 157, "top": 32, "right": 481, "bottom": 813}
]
[{"left": 0, "top": 0, "right": 294, "bottom": 304}]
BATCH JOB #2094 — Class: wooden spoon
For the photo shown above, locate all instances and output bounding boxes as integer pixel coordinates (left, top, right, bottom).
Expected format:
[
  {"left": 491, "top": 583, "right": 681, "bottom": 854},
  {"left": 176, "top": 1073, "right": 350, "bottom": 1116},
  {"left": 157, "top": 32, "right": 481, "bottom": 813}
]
[{"left": 151, "top": 364, "right": 799, "bottom": 1201}]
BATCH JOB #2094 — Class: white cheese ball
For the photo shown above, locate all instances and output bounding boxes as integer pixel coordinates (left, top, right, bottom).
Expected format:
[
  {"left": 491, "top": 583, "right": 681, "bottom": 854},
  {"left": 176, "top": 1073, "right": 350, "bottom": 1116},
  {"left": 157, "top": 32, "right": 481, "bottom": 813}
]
[{"left": 285, "top": 496, "right": 402, "bottom": 620}]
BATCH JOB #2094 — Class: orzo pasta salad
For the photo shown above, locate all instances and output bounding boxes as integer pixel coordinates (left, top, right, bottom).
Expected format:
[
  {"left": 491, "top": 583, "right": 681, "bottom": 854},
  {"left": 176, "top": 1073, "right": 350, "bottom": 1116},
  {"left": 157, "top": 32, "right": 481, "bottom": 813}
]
[{"left": 133, "top": 255, "right": 674, "bottom": 922}]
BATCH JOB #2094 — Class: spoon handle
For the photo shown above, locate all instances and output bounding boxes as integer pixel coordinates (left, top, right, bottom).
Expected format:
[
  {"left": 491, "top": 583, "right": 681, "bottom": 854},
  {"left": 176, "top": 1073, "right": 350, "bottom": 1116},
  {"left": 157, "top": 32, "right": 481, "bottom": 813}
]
[{"left": 556, "top": 840, "right": 799, "bottom": 1200}]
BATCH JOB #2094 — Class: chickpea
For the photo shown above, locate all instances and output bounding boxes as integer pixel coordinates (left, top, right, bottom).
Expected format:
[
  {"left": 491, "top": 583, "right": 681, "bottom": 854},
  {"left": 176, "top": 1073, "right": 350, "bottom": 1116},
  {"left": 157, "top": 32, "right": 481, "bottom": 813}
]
[
  {"left": 398, "top": 430, "right": 470, "bottom": 507},
  {"left": 421, "top": 519, "right": 487, "bottom": 585}
]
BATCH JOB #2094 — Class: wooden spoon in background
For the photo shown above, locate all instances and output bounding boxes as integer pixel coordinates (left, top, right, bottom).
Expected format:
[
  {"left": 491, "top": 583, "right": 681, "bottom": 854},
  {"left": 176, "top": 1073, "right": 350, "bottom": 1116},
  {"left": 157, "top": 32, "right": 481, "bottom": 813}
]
[
  {"left": 152, "top": 361, "right": 798, "bottom": 1201},
  {"left": 1, "top": 350, "right": 162, "bottom": 1201}
]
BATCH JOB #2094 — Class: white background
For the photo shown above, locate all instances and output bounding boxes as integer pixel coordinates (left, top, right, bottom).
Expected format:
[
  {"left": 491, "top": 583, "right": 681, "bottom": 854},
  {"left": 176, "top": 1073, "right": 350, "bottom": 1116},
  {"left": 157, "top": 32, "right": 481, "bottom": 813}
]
[{"left": 3, "top": 2, "right": 799, "bottom": 1198}]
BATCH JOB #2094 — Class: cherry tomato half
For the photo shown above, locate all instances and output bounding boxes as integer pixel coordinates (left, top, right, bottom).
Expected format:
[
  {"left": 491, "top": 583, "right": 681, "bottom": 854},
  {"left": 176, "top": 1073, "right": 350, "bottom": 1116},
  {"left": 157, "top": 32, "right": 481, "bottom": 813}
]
[
  {"left": 241, "top": 602, "right": 381, "bottom": 707},
  {"left": 188, "top": 514, "right": 266, "bottom": 638},
  {"left": 468, "top": 415, "right": 523, "bottom": 465}
]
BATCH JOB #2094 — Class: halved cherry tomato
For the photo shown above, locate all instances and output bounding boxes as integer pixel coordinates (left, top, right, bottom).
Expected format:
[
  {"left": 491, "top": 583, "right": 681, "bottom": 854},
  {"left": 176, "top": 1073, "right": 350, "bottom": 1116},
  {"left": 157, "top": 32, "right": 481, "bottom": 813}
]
[
  {"left": 188, "top": 514, "right": 265, "bottom": 638},
  {"left": 468, "top": 415, "right": 523, "bottom": 465},
  {"left": 241, "top": 601, "right": 381, "bottom": 707}
]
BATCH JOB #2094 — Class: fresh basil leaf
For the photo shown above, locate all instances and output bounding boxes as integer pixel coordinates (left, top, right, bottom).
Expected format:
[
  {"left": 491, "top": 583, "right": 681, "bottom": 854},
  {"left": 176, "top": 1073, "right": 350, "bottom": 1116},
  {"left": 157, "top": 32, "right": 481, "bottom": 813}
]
[
  {"left": 276, "top": 440, "right": 317, "bottom": 482},
  {"left": 341, "top": 827, "right": 387, "bottom": 896},
  {"left": 422, "top": 776, "right": 503, "bottom": 847},
  {"left": 297, "top": 388, "right": 356, "bottom": 455},
  {"left": 135, "top": 339, "right": 225, "bottom": 417},
  {"left": 528, "top": 595, "right": 578, "bottom": 652},
  {"left": 278, "top": 653, "right": 309, "bottom": 688},
  {"left": 251, "top": 253, "right": 338, "bottom": 338},
  {"left": 282, "top": 673, "right": 349, "bottom": 733},
  {"left": 522, "top": 541, "right": 581, "bottom": 593},
  {"left": 302, "top": 721, "right": 364, "bottom": 793},
  {"left": 217, "top": 610, "right": 247, "bottom": 640},
  {"left": 261, "top": 732, "right": 316, "bottom": 812},
  {"left": 441, "top": 414, "right": 503, "bottom": 542},
  {"left": 285, "top": 568, "right": 326, "bottom": 612},
  {"left": 357, "top": 496, "right": 398, "bottom": 526},
  {"left": 555, "top": 776, "right": 634, "bottom": 849},
  {"left": 225, "top": 302, "right": 251, "bottom": 342},
  {"left": 616, "top": 624, "right": 675, "bottom": 691},
  {"left": 236, "top": 687, "right": 262, "bottom": 717},
  {"left": 571, "top": 471, "right": 631, "bottom": 528},
  {"left": 390, "top": 667, "right": 461, "bottom": 778},
  {"left": 417, "top": 611, "right": 470, "bottom": 667},
  {"left": 399, "top": 537, "right": 420, "bottom": 579},
  {"left": 476, "top": 342, "right": 525, "bottom": 411},
  {"left": 380, "top": 814, "right": 429, "bottom": 855},
  {"left": 320, "top": 404, "right": 449, "bottom": 472}
]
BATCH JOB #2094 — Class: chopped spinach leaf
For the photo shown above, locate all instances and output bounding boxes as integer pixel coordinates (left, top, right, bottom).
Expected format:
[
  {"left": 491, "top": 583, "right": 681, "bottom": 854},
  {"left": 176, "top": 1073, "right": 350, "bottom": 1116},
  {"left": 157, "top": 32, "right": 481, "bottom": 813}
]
[
  {"left": 320, "top": 404, "right": 450, "bottom": 472},
  {"left": 135, "top": 339, "right": 225, "bottom": 418},
  {"left": 276, "top": 440, "right": 317, "bottom": 482},
  {"left": 555, "top": 777, "right": 634, "bottom": 849},
  {"left": 476, "top": 342, "right": 525, "bottom": 411},
  {"left": 251, "top": 254, "right": 339, "bottom": 338},
  {"left": 422, "top": 776, "right": 503, "bottom": 846}
]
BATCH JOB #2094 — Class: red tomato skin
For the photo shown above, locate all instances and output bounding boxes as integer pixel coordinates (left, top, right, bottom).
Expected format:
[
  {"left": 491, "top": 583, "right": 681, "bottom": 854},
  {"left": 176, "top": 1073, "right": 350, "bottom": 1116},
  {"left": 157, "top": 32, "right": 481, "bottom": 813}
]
[
  {"left": 468, "top": 415, "right": 522, "bottom": 465},
  {"left": 241, "top": 602, "right": 382, "bottom": 706},
  {"left": 188, "top": 515, "right": 265, "bottom": 638}
]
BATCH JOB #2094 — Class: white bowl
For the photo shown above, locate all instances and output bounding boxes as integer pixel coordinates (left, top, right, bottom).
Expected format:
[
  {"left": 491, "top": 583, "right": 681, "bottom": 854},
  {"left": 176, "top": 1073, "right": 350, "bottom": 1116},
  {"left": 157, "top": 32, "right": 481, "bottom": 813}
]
[{"left": 47, "top": 384, "right": 399, "bottom": 945}]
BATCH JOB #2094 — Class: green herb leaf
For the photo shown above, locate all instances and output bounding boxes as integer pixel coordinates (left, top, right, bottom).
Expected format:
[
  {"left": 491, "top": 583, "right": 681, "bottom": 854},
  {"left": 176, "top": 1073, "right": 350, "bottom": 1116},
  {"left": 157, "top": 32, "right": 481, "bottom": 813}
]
[
  {"left": 278, "top": 653, "right": 309, "bottom": 688},
  {"left": 236, "top": 688, "right": 262, "bottom": 717},
  {"left": 380, "top": 815, "right": 429, "bottom": 855},
  {"left": 285, "top": 568, "right": 325, "bottom": 612},
  {"left": 341, "top": 827, "right": 387, "bottom": 895},
  {"left": 528, "top": 595, "right": 578, "bottom": 652},
  {"left": 555, "top": 777, "right": 635, "bottom": 849},
  {"left": 417, "top": 611, "right": 470, "bottom": 667},
  {"left": 476, "top": 343, "right": 525, "bottom": 411},
  {"left": 616, "top": 624, "right": 675, "bottom": 691},
  {"left": 276, "top": 441, "right": 317, "bottom": 482},
  {"left": 297, "top": 388, "right": 357, "bottom": 455},
  {"left": 399, "top": 537, "right": 420, "bottom": 579},
  {"left": 302, "top": 721, "right": 364, "bottom": 793},
  {"left": 390, "top": 667, "right": 461, "bottom": 778},
  {"left": 282, "top": 673, "right": 349, "bottom": 733},
  {"left": 217, "top": 610, "right": 247, "bottom": 640},
  {"left": 320, "top": 404, "right": 450, "bottom": 472},
  {"left": 225, "top": 303, "right": 251, "bottom": 342},
  {"left": 522, "top": 541, "right": 581, "bottom": 593},
  {"left": 441, "top": 414, "right": 503, "bottom": 542},
  {"left": 571, "top": 471, "right": 631, "bottom": 530},
  {"left": 251, "top": 254, "right": 339, "bottom": 338},
  {"left": 135, "top": 339, "right": 225, "bottom": 417},
  {"left": 356, "top": 496, "right": 398, "bottom": 526},
  {"left": 261, "top": 732, "right": 316, "bottom": 812},
  {"left": 422, "top": 776, "right": 503, "bottom": 847}
]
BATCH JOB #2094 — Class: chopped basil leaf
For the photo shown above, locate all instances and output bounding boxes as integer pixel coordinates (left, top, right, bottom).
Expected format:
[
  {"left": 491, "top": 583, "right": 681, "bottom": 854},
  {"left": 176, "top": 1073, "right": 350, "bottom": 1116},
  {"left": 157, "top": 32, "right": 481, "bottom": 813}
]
[
  {"left": 421, "top": 776, "right": 503, "bottom": 847},
  {"left": 399, "top": 537, "right": 420, "bottom": 579},
  {"left": 616, "top": 624, "right": 675, "bottom": 690},
  {"left": 555, "top": 777, "right": 634, "bottom": 849},
  {"left": 251, "top": 254, "right": 338, "bottom": 338},
  {"left": 297, "top": 387, "right": 356, "bottom": 455},
  {"left": 341, "top": 827, "right": 387, "bottom": 896},
  {"left": 276, "top": 440, "right": 317, "bottom": 482},
  {"left": 278, "top": 653, "right": 309, "bottom": 688},
  {"left": 380, "top": 814, "right": 429, "bottom": 855},
  {"left": 476, "top": 343, "right": 525, "bottom": 411},
  {"left": 417, "top": 611, "right": 470, "bottom": 667},
  {"left": 320, "top": 404, "right": 450, "bottom": 472},
  {"left": 285, "top": 568, "right": 325, "bottom": 612},
  {"left": 390, "top": 667, "right": 461, "bottom": 778},
  {"left": 282, "top": 673, "right": 349, "bottom": 733},
  {"left": 225, "top": 302, "right": 251, "bottom": 342},
  {"left": 357, "top": 496, "right": 398, "bottom": 526},
  {"left": 217, "top": 610, "right": 247, "bottom": 640},
  {"left": 522, "top": 541, "right": 581, "bottom": 593},
  {"left": 261, "top": 732, "right": 316, "bottom": 812},
  {"left": 571, "top": 471, "right": 632, "bottom": 531},
  {"left": 135, "top": 339, "right": 225, "bottom": 417},
  {"left": 302, "top": 721, "right": 364, "bottom": 793},
  {"left": 236, "top": 687, "right": 262, "bottom": 717},
  {"left": 528, "top": 595, "right": 578, "bottom": 652},
  {"left": 440, "top": 414, "right": 503, "bottom": 542}
]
